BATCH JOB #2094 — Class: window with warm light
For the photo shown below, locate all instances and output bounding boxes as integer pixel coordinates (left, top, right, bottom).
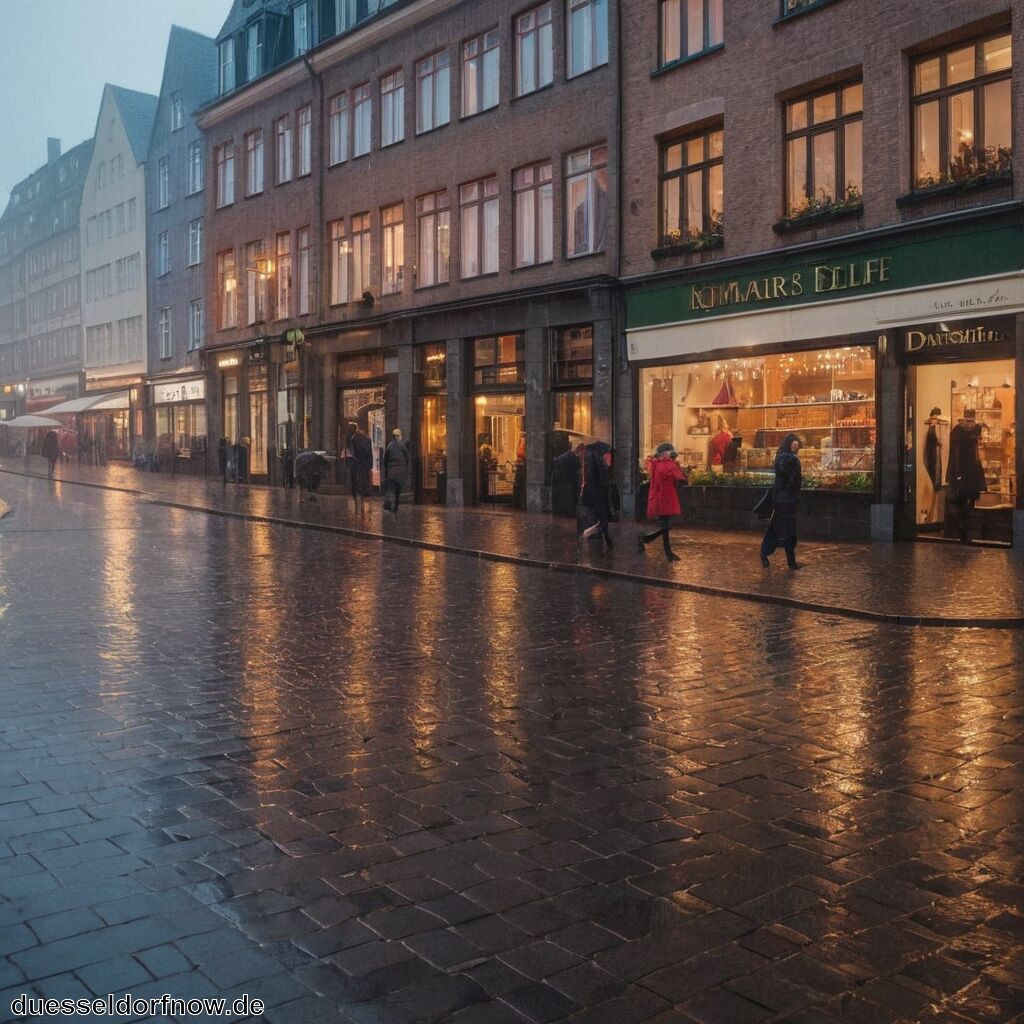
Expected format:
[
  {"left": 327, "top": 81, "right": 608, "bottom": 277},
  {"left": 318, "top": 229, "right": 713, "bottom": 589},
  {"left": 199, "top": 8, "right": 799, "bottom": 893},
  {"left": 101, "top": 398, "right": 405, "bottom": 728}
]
[
  {"left": 381, "top": 202, "right": 404, "bottom": 294},
  {"left": 660, "top": 0, "right": 722, "bottom": 67},
  {"left": 276, "top": 232, "right": 291, "bottom": 319},
  {"left": 660, "top": 128, "right": 722, "bottom": 247},
  {"left": 912, "top": 32, "right": 1012, "bottom": 190},
  {"left": 217, "top": 249, "right": 237, "bottom": 329},
  {"left": 473, "top": 334, "right": 525, "bottom": 387}
]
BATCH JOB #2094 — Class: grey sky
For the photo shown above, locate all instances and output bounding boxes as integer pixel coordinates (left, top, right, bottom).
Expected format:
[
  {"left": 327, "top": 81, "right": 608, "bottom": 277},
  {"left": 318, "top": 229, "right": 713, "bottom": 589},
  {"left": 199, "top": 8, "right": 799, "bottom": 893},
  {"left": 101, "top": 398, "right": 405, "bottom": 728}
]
[{"left": 0, "top": 0, "right": 231, "bottom": 201}]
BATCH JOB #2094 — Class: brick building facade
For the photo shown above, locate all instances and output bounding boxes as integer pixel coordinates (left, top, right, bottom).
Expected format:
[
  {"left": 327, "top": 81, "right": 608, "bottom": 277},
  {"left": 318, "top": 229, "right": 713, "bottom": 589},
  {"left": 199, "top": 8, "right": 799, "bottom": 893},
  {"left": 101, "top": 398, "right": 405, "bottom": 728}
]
[
  {"left": 199, "top": 0, "right": 620, "bottom": 509},
  {"left": 620, "top": 0, "right": 1024, "bottom": 546}
]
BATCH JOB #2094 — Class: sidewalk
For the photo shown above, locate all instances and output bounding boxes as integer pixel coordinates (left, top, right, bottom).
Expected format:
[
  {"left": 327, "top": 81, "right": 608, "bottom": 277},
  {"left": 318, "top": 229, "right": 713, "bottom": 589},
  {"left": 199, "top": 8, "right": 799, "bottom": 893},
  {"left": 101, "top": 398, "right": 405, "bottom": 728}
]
[{"left": 2, "top": 456, "right": 1022, "bottom": 627}]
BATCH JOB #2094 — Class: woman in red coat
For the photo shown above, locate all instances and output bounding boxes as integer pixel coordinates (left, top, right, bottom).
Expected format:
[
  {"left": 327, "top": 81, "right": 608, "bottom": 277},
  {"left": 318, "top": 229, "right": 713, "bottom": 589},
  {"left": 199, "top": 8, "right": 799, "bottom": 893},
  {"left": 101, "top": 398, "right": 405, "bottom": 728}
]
[{"left": 639, "top": 442, "right": 686, "bottom": 561}]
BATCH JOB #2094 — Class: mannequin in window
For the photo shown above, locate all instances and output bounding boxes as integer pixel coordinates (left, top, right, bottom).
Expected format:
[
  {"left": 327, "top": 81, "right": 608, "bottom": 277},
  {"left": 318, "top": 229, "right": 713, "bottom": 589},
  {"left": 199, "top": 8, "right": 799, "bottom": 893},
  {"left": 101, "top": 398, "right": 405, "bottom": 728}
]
[
  {"left": 922, "top": 406, "right": 947, "bottom": 523},
  {"left": 709, "top": 416, "right": 733, "bottom": 472}
]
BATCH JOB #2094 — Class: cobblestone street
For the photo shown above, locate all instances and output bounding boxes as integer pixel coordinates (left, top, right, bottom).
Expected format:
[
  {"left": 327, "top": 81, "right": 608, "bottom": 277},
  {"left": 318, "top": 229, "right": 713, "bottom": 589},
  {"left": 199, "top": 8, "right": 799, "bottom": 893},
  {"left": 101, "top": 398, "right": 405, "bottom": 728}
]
[{"left": 0, "top": 472, "right": 1023, "bottom": 1023}]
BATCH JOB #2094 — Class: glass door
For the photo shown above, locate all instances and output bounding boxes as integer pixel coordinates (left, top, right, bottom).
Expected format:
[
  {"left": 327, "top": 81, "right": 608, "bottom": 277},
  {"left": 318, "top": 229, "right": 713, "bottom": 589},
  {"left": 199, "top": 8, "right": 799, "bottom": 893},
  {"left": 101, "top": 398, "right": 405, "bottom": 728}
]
[
  {"left": 417, "top": 394, "right": 447, "bottom": 503},
  {"left": 475, "top": 393, "right": 526, "bottom": 507},
  {"left": 249, "top": 391, "right": 268, "bottom": 476}
]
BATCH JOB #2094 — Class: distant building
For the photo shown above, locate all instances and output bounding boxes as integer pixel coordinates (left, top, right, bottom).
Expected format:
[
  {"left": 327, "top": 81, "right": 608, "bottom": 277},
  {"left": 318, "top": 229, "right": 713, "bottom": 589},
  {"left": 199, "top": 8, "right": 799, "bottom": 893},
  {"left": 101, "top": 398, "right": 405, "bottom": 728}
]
[
  {"left": 0, "top": 138, "right": 92, "bottom": 420},
  {"left": 145, "top": 26, "right": 218, "bottom": 472},
  {"left": 79, "top": 84, "right": 157, "bottom": 458}
]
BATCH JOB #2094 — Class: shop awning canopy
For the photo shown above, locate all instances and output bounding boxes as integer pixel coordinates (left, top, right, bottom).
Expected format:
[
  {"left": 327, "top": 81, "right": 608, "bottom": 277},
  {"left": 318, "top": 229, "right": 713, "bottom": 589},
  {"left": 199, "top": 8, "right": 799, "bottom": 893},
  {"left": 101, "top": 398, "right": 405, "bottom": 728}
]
[{"left": 46, "top": 391, "right": 129, "bottom": 414}]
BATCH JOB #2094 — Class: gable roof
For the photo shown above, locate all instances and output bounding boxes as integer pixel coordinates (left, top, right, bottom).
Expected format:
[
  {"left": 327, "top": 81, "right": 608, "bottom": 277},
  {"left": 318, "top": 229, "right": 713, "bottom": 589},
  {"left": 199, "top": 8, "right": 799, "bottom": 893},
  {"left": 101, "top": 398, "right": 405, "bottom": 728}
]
[
  {"left": 159, "top": 25, "right": 218, "bottom": 114},
  {"left": 108, "top": 85, "right": 159, "bottom": 165}
]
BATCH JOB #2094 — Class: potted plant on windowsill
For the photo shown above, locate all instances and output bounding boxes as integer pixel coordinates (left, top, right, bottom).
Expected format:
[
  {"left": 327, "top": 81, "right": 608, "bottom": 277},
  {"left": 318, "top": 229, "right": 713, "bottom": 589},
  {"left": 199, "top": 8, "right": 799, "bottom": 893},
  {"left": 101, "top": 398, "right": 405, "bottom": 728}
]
[
  {"left": 897, "top": 143, "right": 1013, "bottom": 206},
  {"left": 774, "top": 183, "right": 863, "bottom": 232},
  {"left": 652, "top": 213, "right": 724, "bottom": 258}
]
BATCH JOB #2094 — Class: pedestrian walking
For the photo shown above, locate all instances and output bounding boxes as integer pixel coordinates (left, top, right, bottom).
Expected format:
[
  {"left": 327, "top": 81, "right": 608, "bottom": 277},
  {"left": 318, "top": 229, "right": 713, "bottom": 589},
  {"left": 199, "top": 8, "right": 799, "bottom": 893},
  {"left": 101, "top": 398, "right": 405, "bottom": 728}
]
[
  {"left": 578, "top": 441, "right": 614, "bottom": 547},
  {"left": 638, "top": 442, "right": 685, "bottom": 561},
  {"left": 947, "top": 409, "right": 985, "bottom": 543},
  {"left": 345, "top": 421, "right": 374, "bottom": 512},
  {"left": 760, "top": 433, "right": 803, "bottom": 569},
  {"left": 383, "top": 428, "right": 410, "bottom": 512},
  {"left": 41, "top": 429, "right": 60, "bottom": 480}
]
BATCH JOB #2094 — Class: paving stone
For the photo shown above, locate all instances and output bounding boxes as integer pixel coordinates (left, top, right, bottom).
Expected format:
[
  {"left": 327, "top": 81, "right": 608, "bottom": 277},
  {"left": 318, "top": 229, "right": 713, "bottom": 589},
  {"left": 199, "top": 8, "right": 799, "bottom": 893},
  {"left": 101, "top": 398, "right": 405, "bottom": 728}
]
[{"left": 76, "top": 954, "right": 153, "bottom": 995}]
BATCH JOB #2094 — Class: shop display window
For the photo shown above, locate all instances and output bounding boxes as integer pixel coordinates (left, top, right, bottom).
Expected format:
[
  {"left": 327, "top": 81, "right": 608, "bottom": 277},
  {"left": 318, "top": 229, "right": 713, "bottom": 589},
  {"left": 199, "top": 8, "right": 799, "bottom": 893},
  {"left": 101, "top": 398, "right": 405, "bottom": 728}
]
[
  {"left": 553, "top": 325, "right": 593, "bottom": 385},
  {"left": 473, "top": 334, "right": 524, "bottom": 387},
  {"left": 640, "top": 344, "right": 876, "bottom": 490},
  {"left": 415, "top": 342, "right": 447, "bottom": 387}
]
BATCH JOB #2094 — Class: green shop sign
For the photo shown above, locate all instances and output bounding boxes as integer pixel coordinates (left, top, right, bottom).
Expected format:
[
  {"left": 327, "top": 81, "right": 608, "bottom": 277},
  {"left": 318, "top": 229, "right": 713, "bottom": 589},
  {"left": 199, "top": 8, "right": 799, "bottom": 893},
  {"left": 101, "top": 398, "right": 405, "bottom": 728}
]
[{"left": 626, "top": 225, "right": 1024, "bottom": 331}]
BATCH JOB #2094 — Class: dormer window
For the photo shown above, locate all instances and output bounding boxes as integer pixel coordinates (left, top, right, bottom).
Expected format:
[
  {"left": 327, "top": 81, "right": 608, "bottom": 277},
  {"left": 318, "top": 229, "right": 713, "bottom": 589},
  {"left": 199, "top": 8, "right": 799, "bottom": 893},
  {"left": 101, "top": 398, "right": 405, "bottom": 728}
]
[
  {"left": 293, "top": 2, "right": 311, "bottom": 55},
  {"left": 246, "top": 22, "right": 263, "bottom": 82},
  {"left": 219, "top": 38, "right": 235, "bottom": 94}
]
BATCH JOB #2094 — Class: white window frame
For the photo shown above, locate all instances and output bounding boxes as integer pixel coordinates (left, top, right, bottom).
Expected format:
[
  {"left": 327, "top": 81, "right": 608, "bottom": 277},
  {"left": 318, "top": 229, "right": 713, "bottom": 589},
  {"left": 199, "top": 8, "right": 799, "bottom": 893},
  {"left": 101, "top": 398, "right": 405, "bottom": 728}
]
[
  {"left": 188, "top": 218, "right": 203, "bottom": 267},
  {"left": 565, "top": 144, "right": 608, "bottom": 257},
  {"left": 568, "top": 0, "right": 609, "bottom": 78},
  {"left": 297, "top": 105, "right": 312, "bottom": 176},
  {"left": 516, "top": 3, "right": 554, "bottom": 97},
  {"left": 219, "top": 39, "right": 235, "bottom": 94},
  {"left": 460, "top": 177, "right": 499, "bottom": 279},
  {"left": 276, "top": 114, "right": 294, "bottom": 184},
  {"left": 329, "top": 93, "right": 350, "bottom": 165},
  {"left": 188, "top": 141, "right": 204, "bottom": 195},
  {"left": 158, "top": 156, "right": 169, "bottom": 209},
  {"left": 293, "top": 1, "right": 311, "bottom": 56},
  {"left": 415, "top": 190, "right": 450, "bottom": 288},
  {"left": 189, "top": 298, "right": 203, "bottom": 351},
  {"left": 171, "top": 96, "right": 184, "bottom": 131},
  {"left": 462, "top": 30, "right": 500, "bottom": 117},
  {"left": 514, "top": 161, "right": 553, "bottom": 267},
  {"left": 158, "top": 307, "right": 172, "bottom": 359},
  {"left": 246, "top": 22, "right": 262, "bottom": 81},
  {"left": 216, "top": 142, "right": 235, "bottom": 207},
  {"left": 157, "top": 231, "right": 170, "bottom": 276},
  {"left": 416, "top": 51, "right": 451, "bottom": 134},
  {"left": 245, "top": 130, "right": 264, "bottom": 196},
  {"left": 353, "top": 83, "right": 371, "bottom": 157}
]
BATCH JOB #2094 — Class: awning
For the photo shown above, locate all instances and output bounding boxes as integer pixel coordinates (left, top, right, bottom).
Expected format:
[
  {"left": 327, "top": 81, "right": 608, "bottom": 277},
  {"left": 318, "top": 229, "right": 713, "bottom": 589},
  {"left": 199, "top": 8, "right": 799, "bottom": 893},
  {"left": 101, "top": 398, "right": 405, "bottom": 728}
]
[{"left": 46, "top": 390, "right": 130, "bottom": 414}]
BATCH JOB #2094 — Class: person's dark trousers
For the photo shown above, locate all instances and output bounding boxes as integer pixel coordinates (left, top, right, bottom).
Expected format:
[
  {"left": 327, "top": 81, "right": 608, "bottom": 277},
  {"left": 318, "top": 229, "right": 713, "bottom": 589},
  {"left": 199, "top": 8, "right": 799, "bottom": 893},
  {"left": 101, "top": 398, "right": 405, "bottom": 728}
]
[
  {"left": 760, "top": 523, "right": 798, "bottom": 567},
  {"left": 47, "top": 457, "right": 56, "bottom": 480},
  {"left": 642, "top": 516, "right": 674, "bottom": 555},
  {"left": 383, "top": 480, "right": 401, "bottom": 511}
]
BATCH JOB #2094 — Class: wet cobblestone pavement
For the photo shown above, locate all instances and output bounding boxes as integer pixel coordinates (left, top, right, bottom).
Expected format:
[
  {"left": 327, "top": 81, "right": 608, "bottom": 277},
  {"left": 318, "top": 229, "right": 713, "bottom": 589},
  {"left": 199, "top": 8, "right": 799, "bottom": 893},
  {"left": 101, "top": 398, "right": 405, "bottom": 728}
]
[
  {"left": 2, "top": 458, "right": 1023, "bottom": 627},
  {"left": 0, "top": 471, "right": 1023, "bottom": 1023}
]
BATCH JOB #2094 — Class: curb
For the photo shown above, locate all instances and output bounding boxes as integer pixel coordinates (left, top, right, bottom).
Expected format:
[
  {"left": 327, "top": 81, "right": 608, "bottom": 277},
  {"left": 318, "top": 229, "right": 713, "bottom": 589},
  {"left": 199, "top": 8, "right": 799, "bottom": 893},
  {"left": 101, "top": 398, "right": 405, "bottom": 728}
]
[{"left": 4, "top": 466, "right": 1022, "bottom": 630}]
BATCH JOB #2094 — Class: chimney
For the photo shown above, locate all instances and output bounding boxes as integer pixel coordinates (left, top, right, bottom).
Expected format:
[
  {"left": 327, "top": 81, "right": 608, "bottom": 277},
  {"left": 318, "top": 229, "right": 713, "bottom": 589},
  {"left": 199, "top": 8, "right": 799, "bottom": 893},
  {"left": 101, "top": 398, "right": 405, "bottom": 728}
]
[{"left": 47, "top": 138, "right": 61, "bottom": 164}]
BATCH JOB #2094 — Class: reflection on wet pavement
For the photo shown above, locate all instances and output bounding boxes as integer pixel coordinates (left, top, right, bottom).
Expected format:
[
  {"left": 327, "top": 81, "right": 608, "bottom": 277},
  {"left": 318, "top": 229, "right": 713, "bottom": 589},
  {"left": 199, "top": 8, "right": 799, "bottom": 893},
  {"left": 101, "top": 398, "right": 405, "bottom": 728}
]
[{"left": 0, "top": 473, "right": 1022, "bottom": 1023}]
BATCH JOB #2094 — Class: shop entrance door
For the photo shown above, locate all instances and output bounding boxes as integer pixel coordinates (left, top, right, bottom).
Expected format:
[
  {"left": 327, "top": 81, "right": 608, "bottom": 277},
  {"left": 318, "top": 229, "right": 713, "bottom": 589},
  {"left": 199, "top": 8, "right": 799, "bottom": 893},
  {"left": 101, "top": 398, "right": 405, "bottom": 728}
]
[
  {"left": 341, "top": 386, "right": 387, "bottom": 491},
  {"left": 905, "top": 357, "right": 1015, "bottom": 545},
  {"left": 248, "top": 391, "right": 268, "bottom": 477},
  {"left": 417, "top": 394, "right": 447, "bottom": 504},
  {"left": 475, "top": 394, "right": 526, "bottom": 507}
]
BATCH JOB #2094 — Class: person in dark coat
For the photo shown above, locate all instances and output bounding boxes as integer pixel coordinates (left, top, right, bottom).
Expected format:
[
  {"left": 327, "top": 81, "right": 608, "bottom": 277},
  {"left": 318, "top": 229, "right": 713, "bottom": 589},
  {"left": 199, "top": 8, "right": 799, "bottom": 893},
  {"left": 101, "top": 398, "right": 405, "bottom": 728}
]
[
  {"left": 760, "top": 433, "right": 803, "bottom": 569},
  {"left": 947, "top": 410, "right": 986, "bottom": 543},
  {"left": 383, "top": 428, "right": 411, "bottom": 512},
  {"left": 578, "top": 442, "right": 613, "bottom": 547},
  {"left": 345, "top": 421, "right": 374, "bottom": 511},
  {"left": 41, "top": 430, "right": 60, "bottom": 480},
  {"left": 551, "top": 444, "right": 584, "bottom": 517},
  {"left": 638, "top": 442, "right": 686, "bottom": 561}
]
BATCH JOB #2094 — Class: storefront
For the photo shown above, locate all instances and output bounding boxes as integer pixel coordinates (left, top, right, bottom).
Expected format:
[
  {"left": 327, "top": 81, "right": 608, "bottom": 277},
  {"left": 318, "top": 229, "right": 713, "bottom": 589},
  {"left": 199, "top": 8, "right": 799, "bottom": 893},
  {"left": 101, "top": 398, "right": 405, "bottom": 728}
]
[
  {"left": 152, "top": 378, "right": 207, "bottom": 473},
  {"left": 415, "top": 342, "right": 447, "bottom": 504},
  {"left": 337, "top": 351, "right": 393, "bottom": 492},
  {"left": 626, "top": 214, "right": 1024, "bottom": 544},
  {"left": 216, "top": 352, "right": 242, "bottom": 445},
  {"left": 472, "top": 333, "right": 526, "bottom": 507}
]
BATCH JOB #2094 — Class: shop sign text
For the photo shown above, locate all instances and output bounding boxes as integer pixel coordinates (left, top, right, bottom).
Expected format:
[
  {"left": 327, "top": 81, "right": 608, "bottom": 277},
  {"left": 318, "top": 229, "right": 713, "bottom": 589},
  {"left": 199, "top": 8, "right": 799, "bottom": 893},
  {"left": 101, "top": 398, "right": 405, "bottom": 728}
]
[
  {"left": 691, "top": 258, "right": 892, "bottom": 313},
  {"left": 905, "top": 323, "right": 1010, "bottom": 354},
  {"left": 154, "top": 379, "right": 206, "bottom": 404}
]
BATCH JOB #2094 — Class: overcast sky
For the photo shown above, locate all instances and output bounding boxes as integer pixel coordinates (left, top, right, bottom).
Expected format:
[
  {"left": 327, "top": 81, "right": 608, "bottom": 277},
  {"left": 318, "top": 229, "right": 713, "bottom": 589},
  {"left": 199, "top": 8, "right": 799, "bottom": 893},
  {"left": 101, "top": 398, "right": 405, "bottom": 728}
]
[{"left": 0, "top": 0, "right": 231, "bottom": 202}]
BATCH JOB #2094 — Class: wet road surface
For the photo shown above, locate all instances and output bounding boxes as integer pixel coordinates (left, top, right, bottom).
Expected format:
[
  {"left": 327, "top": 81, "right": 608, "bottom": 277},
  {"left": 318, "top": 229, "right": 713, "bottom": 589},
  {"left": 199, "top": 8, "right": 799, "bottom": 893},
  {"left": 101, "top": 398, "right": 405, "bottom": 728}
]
[{"left": 0, "top": 474, "right": 1022, "bottom": 1023}]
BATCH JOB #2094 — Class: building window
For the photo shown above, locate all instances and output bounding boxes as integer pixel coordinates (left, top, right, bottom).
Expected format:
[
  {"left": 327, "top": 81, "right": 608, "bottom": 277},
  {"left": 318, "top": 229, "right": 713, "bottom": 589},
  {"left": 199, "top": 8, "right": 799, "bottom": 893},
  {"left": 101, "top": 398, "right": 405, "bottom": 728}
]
[
  {"left": 188, "top": 218, "right": 203, "bottom": 266},
  {"left": 158, "top": 308, "right": 172, "bottom": 359},
  {"left": 297, "top": 105, "right": 312, "bottom": 176},
  {"left": 381, "top": 70, "right": 405, "bottom": 148},
  {"left": 329, "top": 93, "right": 350, "bottom": 165},
  {"left": 246, "top": 22, "right": 262, "bottom": 81},
  {"left": 353, "top": 83, "right": 371, "bottom": 156},
  {"left": 553, "top": 325, "right": 593, "bottom": 385},
  {"left": 245, "top": 130, "right": 264, "bottom": 196},
  {"left": 246, "top": 240, "right": 268, "bottom": 324},
  {"left": 293, "top": 1, "right": 311, "bottom": 55},
  {"left": 660, "top": 0, "right": 722, "bottom": 66},
  {"left": 276, "top": 114, "right": 293, "bottom": 184},
  {"left": 158, "top": 156, "right": 169, "bottom": 208},
  {"left": 516, "top": 3, "right": 553, "bottom": 97},
  {"left": 462, "top": 30, "right": 500, "bottom": 117},
  {"left": 785, "top": 83, "right": 862, "bottom": 216},
  {"left": 171, "top": 96, "right": 184, "bottom": 131},
  {"left": 568, "top": 0, "right": 608, "bottom": 78},
  {"left": 416, "top": 51, "right": 451, "bottom": 133},
  {"left": 297, "top": 226, "right": 311, "bottom": 315},
  {"left": 336, "top": 0, "right": 357, "bottom": 32},
  {"left": 660, "top": 127, "right": 723, "bottom": 246},
  {"left": 189, "top": 298, "right": 203, "bottom": 350},
  {"left": 217, "top": 249, "right": 237, "bottom": 328},
  {"left": 473, "top": 334, "right": 525, "bottom": 386},
  {"left": 188, "top": 140, "right": 203, "bottom": 194},
  {"left": 565, "top": 145, "right": 607, "bottom": 256},
  {"left": 157, "top": 231, "right": 170, "bottom": 276},
  {"left": 415, "top": 190, "right": 450, "bottom": 288},
  {"left": 514, "top": 161, "right": 553, "bottom": 267},
  {"left": 128, "top": 197, "right": 136, "bottom": 230},
  {"left": 329, "top": 215, "right": 370, "bottom": 304},
  {"left": 912, "top": 32, "right": 1012, "bottom": 190},
  {"left": 276, "top": 232, "right": 291, "bottom": 319},
  {"left": 216, "top": 141, "right": 235, "bottom": 207},
  {"left": 219, "top": 39, "right": 235, "bottom": 94},
  {"left": 460, "top": 177, "right": 499, "bottom": 278},
  {"left": 382, "top": 202, "right": 404, "bottom": 294}
]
